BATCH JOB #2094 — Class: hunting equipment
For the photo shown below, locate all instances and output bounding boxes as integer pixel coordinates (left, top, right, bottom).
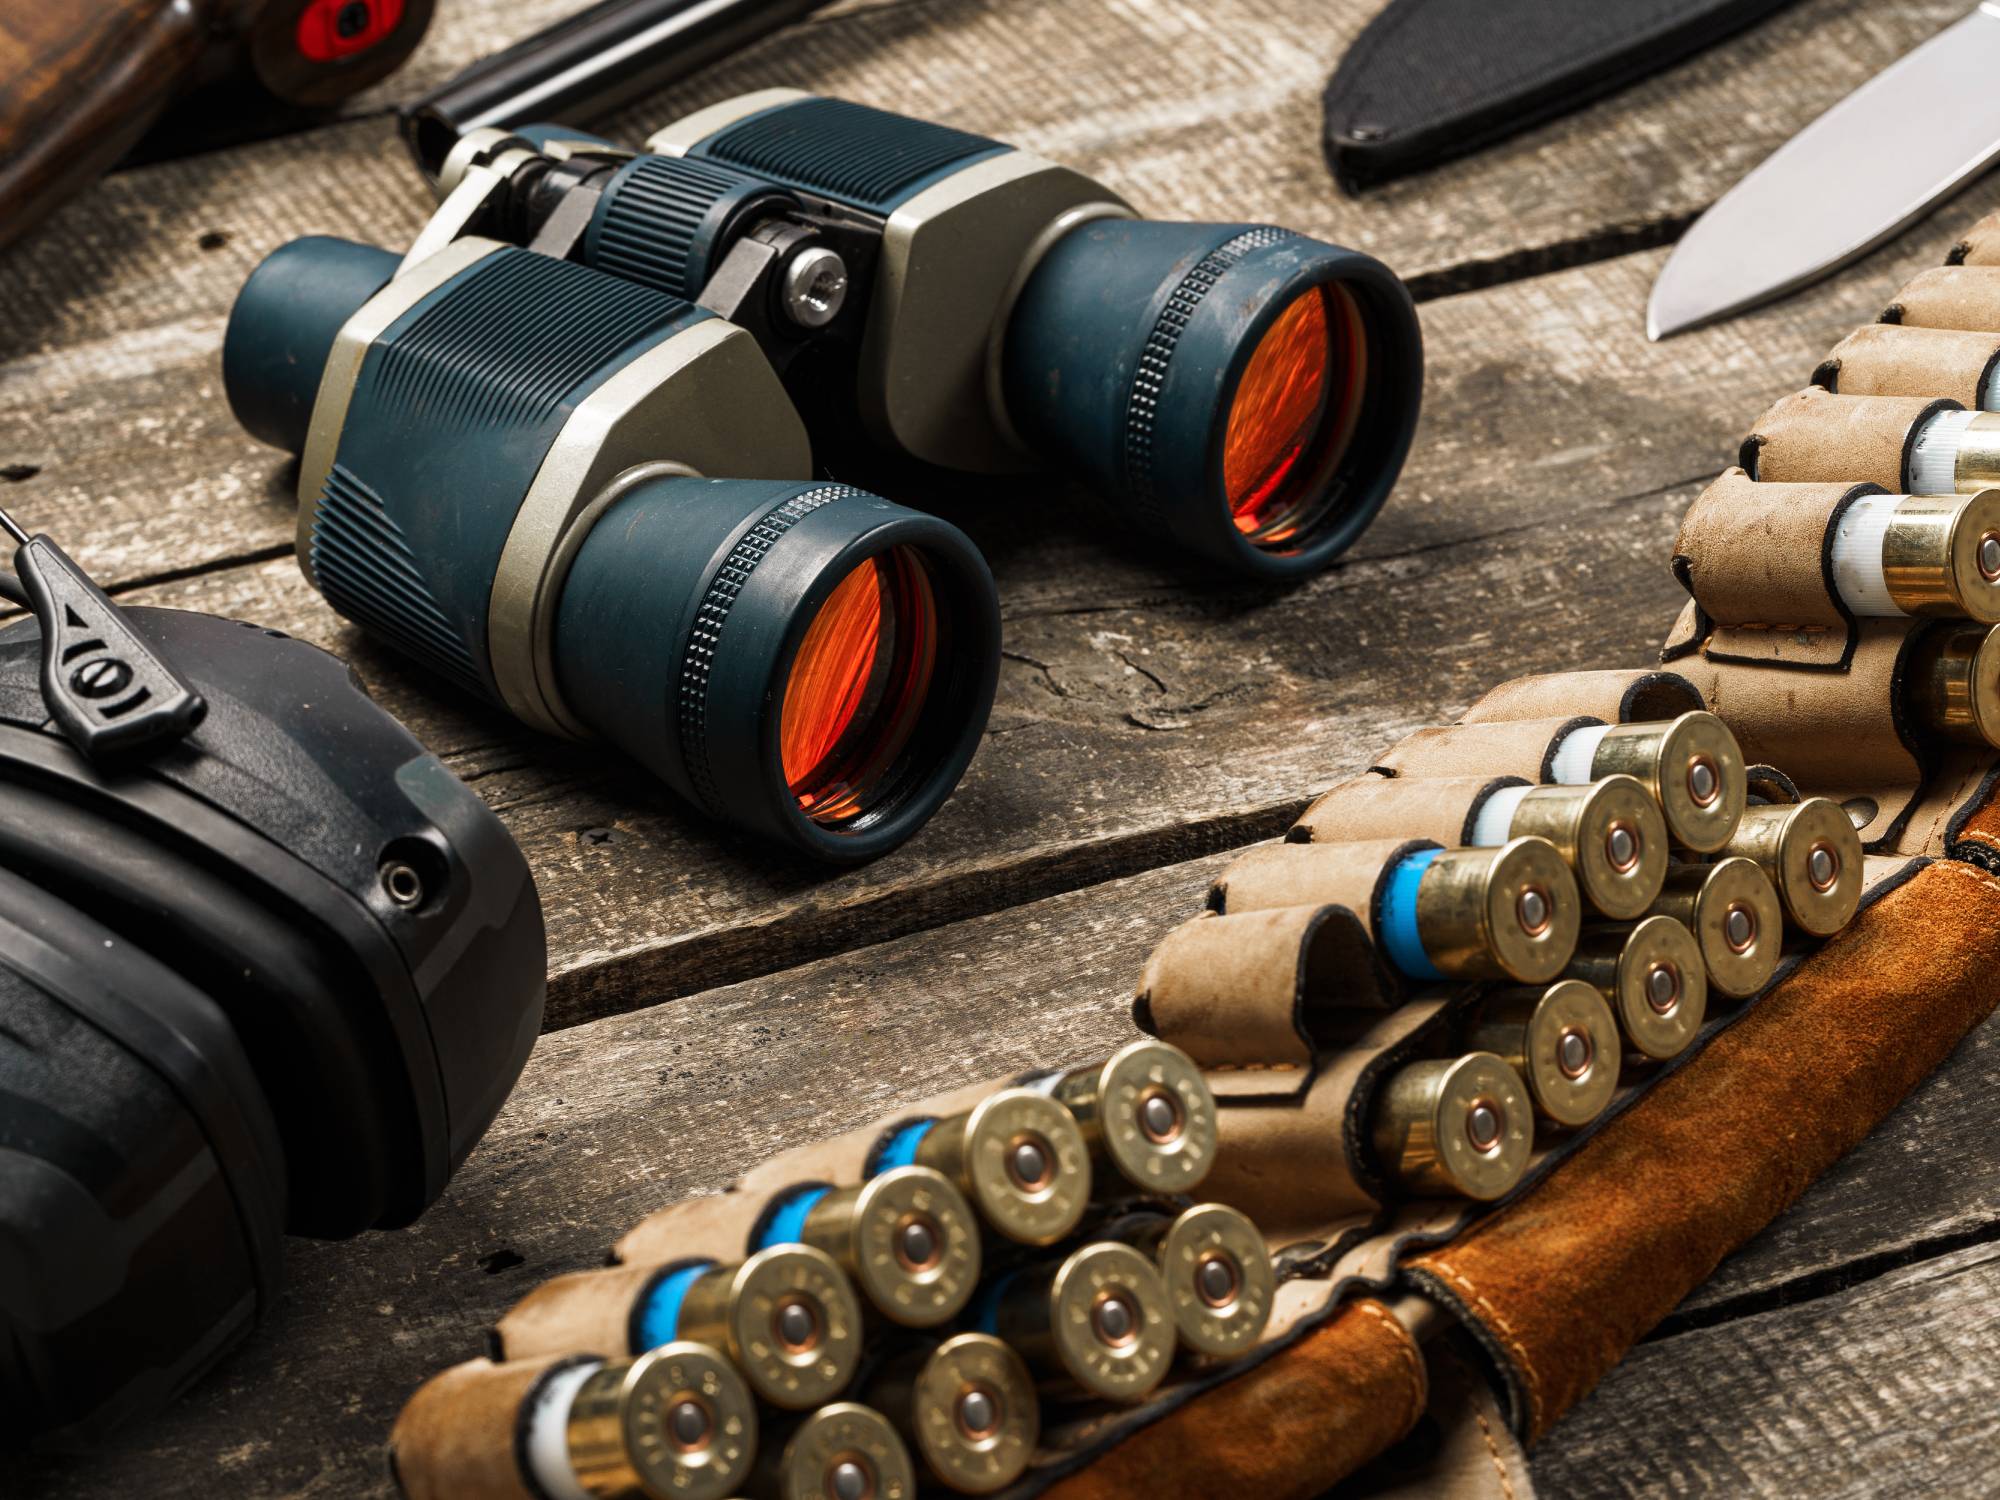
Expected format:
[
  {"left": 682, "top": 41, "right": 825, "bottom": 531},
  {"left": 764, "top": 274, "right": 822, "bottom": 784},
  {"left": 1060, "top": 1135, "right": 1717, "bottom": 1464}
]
[
  {"left": 223, "top": 234, "right": 1002, "bottom": 862},
  {"left": 0, "top": 504, "right": 544, "bottom": 1442},
  {"left": 0, "top": 0, "right": 433, "bottom": 250},
  {"left": 406, "top": 92, "right": 1425, "bottom": 579}
]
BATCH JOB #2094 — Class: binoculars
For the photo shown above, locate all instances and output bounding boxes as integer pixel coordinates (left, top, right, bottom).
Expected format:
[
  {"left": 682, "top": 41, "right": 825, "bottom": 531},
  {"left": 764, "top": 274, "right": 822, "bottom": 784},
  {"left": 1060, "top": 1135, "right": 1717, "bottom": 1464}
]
[
  {"left": 224, "top": 94, "right": 1421, "bottom": 858},
  {"left": 224, "top": 235, "right": 1001, "bottom": 862},
  {"left": 417, "top": 90, "right": 1424, "bottom": 578}
]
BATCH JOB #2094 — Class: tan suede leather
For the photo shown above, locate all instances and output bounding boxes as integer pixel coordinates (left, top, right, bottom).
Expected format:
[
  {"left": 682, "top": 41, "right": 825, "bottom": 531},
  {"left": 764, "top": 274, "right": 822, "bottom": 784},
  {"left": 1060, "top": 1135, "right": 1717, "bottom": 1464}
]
[
  {"left": 611, "top": 1189, "right": 770, "bottom": 1269},
  {"left": 1673, "top": 472, "right": 1866, "bottom": 668},
  {"left": 1888, "top": 266, "right": 2000, "bottom": 330},
  {"left": 1952, "top": 210, "right": 2000, "bottom": 268},
  {"left": 1293, "top": 774, "right": 1515, "bottom": 846},
  {"left": 1039, "top": 1299, "right": 1427, "bottom": 1500},
  {"left": 391, "top": 1356, "right": 565, "bottom": 1500},
  {"left": 1409, "top": 859, "right": 2000, "bottom": 1440},
  {"left": 1742, "top": 388, "right": 1953, "bottom": 488},
  {"left": 1817, "top": 323, "right": 2000, "bottom": 406},
  {"left": 1671, "top": 624, "right": 1922, "bottom": 845},
  {"left": 495, "top": 1262, "right": 657, "bottom": 1362},
  {"left": 1137, "top": 904, "right": 1390, "bottom": 1095},
  {"left": 1458, "top": 669, "right": 1701, "bottom": 726},
  {"left": 1210, "top": 838, "right": 1425, "bottom": 923},
  {"left": 1374, "top": 718, "right": 1600, "bottom": 781}
]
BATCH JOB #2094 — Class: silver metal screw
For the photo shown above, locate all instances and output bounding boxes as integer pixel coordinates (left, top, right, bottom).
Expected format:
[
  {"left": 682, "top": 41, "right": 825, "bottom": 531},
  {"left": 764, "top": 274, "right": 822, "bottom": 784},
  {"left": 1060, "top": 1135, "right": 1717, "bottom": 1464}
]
[{"left": 782, "top": 246, "right": 849, "bottom": 329}]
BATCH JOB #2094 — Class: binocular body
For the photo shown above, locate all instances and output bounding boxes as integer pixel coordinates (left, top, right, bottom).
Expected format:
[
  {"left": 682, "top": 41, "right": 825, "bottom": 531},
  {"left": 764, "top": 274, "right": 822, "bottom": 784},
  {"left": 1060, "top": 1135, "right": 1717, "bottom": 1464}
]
[
  {"left": 426, "top": 90, "right": 1425, "bottom": 578},
  {"left": 225, "top": 234, "right": 1001, "bottom": 860}
]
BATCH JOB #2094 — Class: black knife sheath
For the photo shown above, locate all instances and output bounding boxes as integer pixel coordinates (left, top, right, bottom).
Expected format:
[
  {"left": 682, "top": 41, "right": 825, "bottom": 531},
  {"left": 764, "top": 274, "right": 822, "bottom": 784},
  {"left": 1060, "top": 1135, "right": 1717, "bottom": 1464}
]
[{"left": 1323, "top": 0, "right": 1801, "bottom": 192}]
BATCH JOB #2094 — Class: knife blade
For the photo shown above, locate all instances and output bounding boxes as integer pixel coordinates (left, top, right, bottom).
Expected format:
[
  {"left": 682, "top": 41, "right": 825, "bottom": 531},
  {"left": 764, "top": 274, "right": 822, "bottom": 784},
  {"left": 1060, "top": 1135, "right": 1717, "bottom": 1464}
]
[{"left": 1649, "top": 3, "right": 2000, "bottom": 340}]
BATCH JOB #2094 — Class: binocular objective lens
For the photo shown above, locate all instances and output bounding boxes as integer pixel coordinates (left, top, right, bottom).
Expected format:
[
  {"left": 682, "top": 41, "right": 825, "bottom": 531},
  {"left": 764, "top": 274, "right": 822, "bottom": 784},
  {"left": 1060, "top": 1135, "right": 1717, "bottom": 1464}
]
[
  {"left": 782, "top": 546, "right": 940, "bottom": 827},
  {"left": 1224, "top": 285, "right": 1365, "bottom": 549}
]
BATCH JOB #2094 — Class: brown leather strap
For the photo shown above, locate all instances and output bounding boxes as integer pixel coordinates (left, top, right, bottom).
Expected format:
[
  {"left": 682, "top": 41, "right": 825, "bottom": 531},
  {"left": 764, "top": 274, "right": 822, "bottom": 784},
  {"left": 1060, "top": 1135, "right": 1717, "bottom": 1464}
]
[
  {"left": 495, "top": 1262, "right": 660, "bottom": 1362},
  {"left": 1210, "top": 838, "right": 1431, "bottom": 924},
  {"left": 1293, "top": 774, "right": 1513, "bottom": 846},
  {"left": 1374, "top": 717, "right": 1601, "bottom": 782},
  {"left": 1672, "top": 469, "right": 1874, "bottom": 668},
  {"left": 1137, "top": 904, "right": 1395, "bottom": 1098},
  {"left": 1673, "top": 623, "right": 1923, "bottom": 845}
]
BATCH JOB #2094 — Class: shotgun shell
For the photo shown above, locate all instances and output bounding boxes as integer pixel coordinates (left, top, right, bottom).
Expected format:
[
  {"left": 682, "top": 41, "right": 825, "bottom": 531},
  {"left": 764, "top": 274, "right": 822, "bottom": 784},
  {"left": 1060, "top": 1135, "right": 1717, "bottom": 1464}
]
[
  {"left": 1905, "top": 621, "right": 2000, "bottom": 746},
  {"left": 1116, "top": 1203, "right": 1275, "bottom": 1360},
  {"left": 1551, "top": 712, "right": 1745, "bottom": 853},
  {"left": 1908, "top": 406, "right": 2000, "bottom": 493},
  {"left": 551, "top": 1344, "right": 757, "bottom": 1500},
  {"left": 1471, "top": 775, "right": 1669, "bottom": 919},
  {"left": 1720, "top": 799, "right": 1864, "bottom": 937},
  {"left": 1649, "top": 858, "right": 1785, "bottom": 999},
  {"left": 1564, "top": 916, "right": 1708, "bottom": 1061},
  {"left": 1382, "top": 837, "right": 1581, "bottom": 983},
  {"left": 752, "top": 1168, "right": 981, "bottom": 1328},
  {"left": 1830, "top": 490, "right": 2000, "bottom": 620},
  {"left": 981, "top": 1241, "right": 1176, "bottom": 1402},
  {"left": 1368, "top": 1053, "right": 1533, "bottom": 1201},
  {"left": 1463, "top": 979, "right": 1620, "bottom": 1128},
  {"left": 862, "top": 1334, "right": 1038, "bottom": 1495},
  {"left": 870, "top": 1090, "right": 1091, "bottom": 1246},
  {"left": 749, "top": 1402, "right": 916, "bottom": 1500},
  {"left": 634, "top": 1246, "right": 863, "bottom": 1410},
  {"left": 1026, "top": 1039, "right": 1216, "bottom": 1197}
]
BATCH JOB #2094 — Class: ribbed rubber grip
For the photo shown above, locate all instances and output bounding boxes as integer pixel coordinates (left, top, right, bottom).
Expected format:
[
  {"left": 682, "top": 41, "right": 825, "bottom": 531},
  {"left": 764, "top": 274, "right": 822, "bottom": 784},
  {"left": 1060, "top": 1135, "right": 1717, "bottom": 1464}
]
[
  {"left": 696, "top": 97, "right": 1004, "bottom": 214},
  {"left": 366, "top": 250, "right": 685, "bottom": 435},
  {"left": 312, "top": 464, "right": 486, "bottom": 696},
  {"left": 586, "top": 154, "right": 788, "bottom": 298},
  {"left": 323, "top": 247, "right": 701, "bottom": 695}
]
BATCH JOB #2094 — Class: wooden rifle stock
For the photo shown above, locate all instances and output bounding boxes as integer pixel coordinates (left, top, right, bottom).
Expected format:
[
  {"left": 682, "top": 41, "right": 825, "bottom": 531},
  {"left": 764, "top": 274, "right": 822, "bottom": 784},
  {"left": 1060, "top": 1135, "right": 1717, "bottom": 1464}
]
[{"left": 0, "top": 0, "right": 434, "bottom": 252}]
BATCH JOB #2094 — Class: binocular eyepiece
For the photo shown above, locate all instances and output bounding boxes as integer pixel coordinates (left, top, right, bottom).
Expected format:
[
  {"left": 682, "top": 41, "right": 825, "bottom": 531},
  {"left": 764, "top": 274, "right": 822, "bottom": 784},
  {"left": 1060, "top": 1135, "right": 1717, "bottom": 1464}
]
[
  {"left": 224, "top": 234, "right": 1000, "bottom": 861},
  {"left": 427, "top": 91, "right": 1424, "bottom": 578}
]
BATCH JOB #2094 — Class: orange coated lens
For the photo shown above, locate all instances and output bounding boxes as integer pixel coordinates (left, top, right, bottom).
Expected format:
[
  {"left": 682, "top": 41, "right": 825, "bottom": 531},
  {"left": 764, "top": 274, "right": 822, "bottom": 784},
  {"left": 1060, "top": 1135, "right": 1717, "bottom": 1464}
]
[
  {"left": 1221, "top": 285, "right": 1367, "bottom": 547},
  {"left": 781, "top": 547, "right": 939, "bottom": 825}
]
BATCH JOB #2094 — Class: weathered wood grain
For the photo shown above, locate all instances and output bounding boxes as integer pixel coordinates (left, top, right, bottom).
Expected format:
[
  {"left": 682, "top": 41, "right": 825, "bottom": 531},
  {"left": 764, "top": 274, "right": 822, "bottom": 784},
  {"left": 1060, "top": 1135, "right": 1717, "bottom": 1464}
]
[
  {"left": 11, "top": 157, "right": 2000, "bottom": 604},
  {"left": 1534, "top": 1238, "right": 2000, "bottom": 1499},
  {"left": 28, "top": 174, "right": 2000, "bottom": 1022},
  {"left": 86, "top": 452, "right": 1690, "bottom": 1027},
  {"left": 225, "top": 0, "right": 1987, "bottom": 302},
  {"left": 3, "top": 0, "right": 1975, "bottom": 361}
]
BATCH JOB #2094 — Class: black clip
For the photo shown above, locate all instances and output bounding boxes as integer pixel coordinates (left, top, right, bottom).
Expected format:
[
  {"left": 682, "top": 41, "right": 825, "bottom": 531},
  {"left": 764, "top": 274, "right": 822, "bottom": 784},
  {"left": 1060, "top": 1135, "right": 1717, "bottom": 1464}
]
[{"left": 0, "top": 503, "right": 205, "bottom": 761}]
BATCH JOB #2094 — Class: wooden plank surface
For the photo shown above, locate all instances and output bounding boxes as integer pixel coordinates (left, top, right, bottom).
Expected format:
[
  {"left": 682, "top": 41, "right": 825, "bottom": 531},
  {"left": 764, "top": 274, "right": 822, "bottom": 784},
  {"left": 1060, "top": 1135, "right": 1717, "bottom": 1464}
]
[
  {"left": 6, "top": 0, "right": 2000, "bottom": 1492},
  {"left": 17, "top": 195, "right": 2000, "bottom": 1022},
  {"left": 1535, "top": 1238, "right": 2000, "bottom": 1498}
]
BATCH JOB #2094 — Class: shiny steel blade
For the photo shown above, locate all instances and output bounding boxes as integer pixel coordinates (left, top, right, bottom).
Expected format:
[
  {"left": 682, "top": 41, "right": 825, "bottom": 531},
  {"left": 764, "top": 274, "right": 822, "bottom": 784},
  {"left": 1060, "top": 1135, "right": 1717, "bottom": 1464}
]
[{"left": 1649, "top": 4, "right": 2000, "bottom": 340}]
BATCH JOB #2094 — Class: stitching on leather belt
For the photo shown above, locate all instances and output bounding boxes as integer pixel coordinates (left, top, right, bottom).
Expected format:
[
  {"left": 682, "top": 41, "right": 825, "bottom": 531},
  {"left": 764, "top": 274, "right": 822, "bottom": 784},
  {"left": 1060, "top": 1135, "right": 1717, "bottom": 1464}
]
[
  {"left": 1471, "top": 1401, "right": 1518, "bottom": 1500},
  {"left": 1359, "top": 1299, "right": 1428, "bottom": 1423},
  {"left": 1419, "top": 1261, "right": 1546, "bottom": 1432}
]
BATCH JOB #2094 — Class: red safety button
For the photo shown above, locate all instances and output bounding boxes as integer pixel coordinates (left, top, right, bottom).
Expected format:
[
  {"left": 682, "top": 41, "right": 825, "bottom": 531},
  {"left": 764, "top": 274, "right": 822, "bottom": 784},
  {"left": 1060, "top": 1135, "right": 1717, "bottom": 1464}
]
[{"left": 295, "top": 0, "right": 406, "bottom": 62}]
